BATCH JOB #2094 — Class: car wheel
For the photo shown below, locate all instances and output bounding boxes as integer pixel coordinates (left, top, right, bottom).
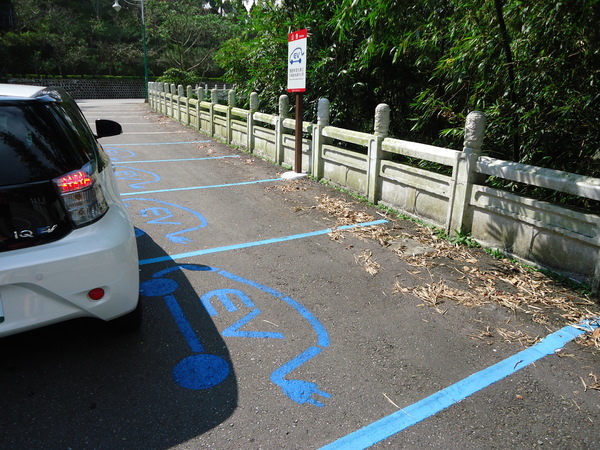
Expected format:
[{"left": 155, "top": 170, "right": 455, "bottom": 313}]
[{"left": 108, "top": 299, "right": 143, "bottom": 332}]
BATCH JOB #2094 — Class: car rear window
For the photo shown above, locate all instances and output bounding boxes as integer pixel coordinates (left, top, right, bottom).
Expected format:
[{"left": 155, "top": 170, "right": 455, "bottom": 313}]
[{"left": 0, "top": 103, "right": 90, "bottom": 187}]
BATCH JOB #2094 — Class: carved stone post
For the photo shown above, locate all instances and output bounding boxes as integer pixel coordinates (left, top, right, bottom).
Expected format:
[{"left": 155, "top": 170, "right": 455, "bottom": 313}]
[
  {"left": 226, "top": 90, "right": 236, "bottom": 144},
  {"left": 367, "top": 104, "right": 390, "bottom": 203},
  {"left": 446, "top": 111, "right": 486, "bottom": 234},
  {"left": 195, "top": 87, "right": 204, "bottom": 131},
  {"left": 247, "top": 92, "right": 259, "bottom": 152},
  {"left": 311, "top": 98, "right": 330, "bottom": 179},
  {"left": 276, "top": 95, "right": 289, "bottom": 164},
  {"left": 209, "top": 88, "right": 218, "bottom": 137},
  {"left": 185, "top": 85, "right": 193, "bottom": 125},
  {"left": 168, "top": 84, "right": 176, "bottom": 117}
]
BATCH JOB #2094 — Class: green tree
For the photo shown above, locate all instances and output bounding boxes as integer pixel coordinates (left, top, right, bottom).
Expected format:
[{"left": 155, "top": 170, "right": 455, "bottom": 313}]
[
  {"left": 146, "top": 0, "right": 235, "bottom": 78},
  {"left": 218, "top": 0, "right": 599, "bottom": 181}
]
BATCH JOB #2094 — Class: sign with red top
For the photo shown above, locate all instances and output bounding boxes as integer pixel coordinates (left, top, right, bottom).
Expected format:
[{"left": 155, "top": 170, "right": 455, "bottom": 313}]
[{"left": 287, "top": 29, "right": 307, "bottom": 93}]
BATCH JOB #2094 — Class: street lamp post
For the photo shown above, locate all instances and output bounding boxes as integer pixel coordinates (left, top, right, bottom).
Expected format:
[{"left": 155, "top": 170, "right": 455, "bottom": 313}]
[{"left": 113, "top": 0, "right": 149, "bottom": 99}]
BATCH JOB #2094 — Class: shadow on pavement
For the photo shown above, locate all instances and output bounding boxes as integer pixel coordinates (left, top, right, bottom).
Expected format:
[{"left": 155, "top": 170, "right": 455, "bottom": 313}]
[{"left": 0, "top": 232, "right": 237, "bottom": 448}]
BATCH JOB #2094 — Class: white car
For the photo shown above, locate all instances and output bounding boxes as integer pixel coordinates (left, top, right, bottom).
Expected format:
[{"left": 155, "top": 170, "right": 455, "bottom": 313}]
[{"left": 0, "top": 84, "right": 140, "bottom": 337}]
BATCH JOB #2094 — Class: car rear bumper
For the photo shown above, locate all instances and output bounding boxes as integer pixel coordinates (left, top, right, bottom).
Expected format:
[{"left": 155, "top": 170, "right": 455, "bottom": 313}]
[{"left": 0, "top": 205, "right": 139, "bottom": 337}]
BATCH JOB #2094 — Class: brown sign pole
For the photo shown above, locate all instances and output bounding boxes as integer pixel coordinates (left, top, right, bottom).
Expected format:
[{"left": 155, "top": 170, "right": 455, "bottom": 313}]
[{"left": 294, "top": 93, "right": 304, "bottom": 173}]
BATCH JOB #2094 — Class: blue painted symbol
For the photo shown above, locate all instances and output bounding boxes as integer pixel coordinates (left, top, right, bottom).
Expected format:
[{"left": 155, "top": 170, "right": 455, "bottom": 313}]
[
  {"left": 104, "top": 146, "right": 136, "bottom": 162},
  {"left": 140, "top": 265, "right": 231, "bottom": 390},
  {"left": 141, "top": 264, "right": 331, "bottom": 407},
  {"left": 290, "top": 47, "right": 304, "bottom": 65},
  {"left": 201, "top": 289, "right": 285, "bottom": 339},
  {"left": 115, "top": 166, "right": 161, "bottom": 189},
  {"left": 124, "top": 198, "right": 208, "bottom": 244}
]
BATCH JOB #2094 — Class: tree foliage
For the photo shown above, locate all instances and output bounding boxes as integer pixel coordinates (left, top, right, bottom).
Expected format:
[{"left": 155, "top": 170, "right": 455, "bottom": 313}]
[
  {"left": 2, "top": 0, "right": 598, "bottom": 181},
  {"left": 145, "top": 0, "right": 236, "bottom": 77},
  {"left": 217, "top": 0, "right": 599, "bottom": 181},
  {"left": 0, "top": 0, "right": 238, "bottom": 79}
]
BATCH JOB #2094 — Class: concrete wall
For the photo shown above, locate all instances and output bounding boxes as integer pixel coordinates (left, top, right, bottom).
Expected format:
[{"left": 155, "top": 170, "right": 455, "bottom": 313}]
[{"left": 148, "top": 82, "right": 600, "bottom": 297}]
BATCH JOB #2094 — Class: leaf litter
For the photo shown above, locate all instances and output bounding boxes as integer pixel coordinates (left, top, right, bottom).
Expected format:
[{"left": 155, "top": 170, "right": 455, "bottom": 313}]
[{"left": 312, "top": 195, "right": 600, "bottom": 351}]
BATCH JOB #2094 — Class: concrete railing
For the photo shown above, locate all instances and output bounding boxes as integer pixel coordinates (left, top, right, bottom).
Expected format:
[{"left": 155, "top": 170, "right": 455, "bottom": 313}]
[{"left": 148, "top": 82, "right": 600, "bottom": 297}]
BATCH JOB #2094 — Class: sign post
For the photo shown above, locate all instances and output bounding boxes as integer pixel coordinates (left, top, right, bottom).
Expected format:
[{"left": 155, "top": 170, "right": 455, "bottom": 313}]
[{"left": 287, "top": 29, "right": 307, "bottom": 175}]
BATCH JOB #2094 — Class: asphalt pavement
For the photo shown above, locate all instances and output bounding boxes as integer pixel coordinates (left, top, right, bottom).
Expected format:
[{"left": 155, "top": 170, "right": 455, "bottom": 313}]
[{"left": 0, "top": 99, "right": 598, "bottom": 449}]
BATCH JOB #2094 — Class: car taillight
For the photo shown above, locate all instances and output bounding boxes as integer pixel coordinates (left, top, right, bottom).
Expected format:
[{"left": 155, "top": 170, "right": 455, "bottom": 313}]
[
  {"left": 53, "top": 165, "right": 108, "bottom": 227},
  {"left": 55, "top": 171, "right": 93, "bottom": 193}
]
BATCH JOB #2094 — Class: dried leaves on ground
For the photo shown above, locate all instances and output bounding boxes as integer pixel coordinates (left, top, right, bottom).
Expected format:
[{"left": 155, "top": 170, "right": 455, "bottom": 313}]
[
  {"left": 355, "top": 250, "right": 380, "bottom": 276},
  {"left": 580, "top": 373, "right": 600, "bottom": 391},
  {"left": 315, "top": 194, "right": 397, "bottom": 245},
  {"left": 290, "top": 192, "right": 599, "bottom": 350}
]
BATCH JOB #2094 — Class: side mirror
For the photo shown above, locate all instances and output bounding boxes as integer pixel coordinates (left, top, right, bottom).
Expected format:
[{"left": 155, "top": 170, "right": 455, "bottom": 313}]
[{"left": 95, "top": 119, "right": 122, "bottom": 138}]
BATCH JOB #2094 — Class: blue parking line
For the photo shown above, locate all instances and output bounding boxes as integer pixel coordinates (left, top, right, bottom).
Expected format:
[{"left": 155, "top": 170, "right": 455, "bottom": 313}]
[
  {"left": 139, "top": 219, "right": 388, "bottom": 265},
  {"left": 121, "top": 178, "right": 283, "bottom": 196},
  {"left": 320, "top": 319, "right": 600, "bottom": 449},
  {"left": 113, "top": 155, "right": 240, "bottom": 164},
  {"left": 109, "top": 140, "right": 212, "bottom": 146}
]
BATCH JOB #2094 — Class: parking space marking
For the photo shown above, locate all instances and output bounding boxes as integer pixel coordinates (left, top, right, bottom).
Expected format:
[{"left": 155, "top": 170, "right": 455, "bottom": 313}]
[
  {"left": 113, "top": 155, "right": 240, "bottom": 164},
  {"left": 141, "top": 264, "right": 332, "bottom": 406},
  {"left": 139, "top": 219, "right": 389, "bottom": 265},
  {"left": 320, "top": 319, "right": 600, "bottom": 449},
  {"left": 120, "top": 178, "right": 284, "bottom": 196},
  {"left": 123, "top": 198, "right": 208, "bottom": 244},
  {"left": 115, "top": 166, "right": 161, "bottom": 189}
]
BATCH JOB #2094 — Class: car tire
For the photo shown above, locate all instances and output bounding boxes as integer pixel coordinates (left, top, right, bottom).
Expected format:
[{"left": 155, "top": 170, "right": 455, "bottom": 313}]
[{"left": 108, "top": 298, "right": 143, "bottom": 332}]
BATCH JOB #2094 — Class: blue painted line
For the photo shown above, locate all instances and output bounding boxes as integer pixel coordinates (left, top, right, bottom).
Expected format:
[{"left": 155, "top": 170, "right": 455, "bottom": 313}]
[
  {"left": 163, "top": 294, "right": 205, "bottom": 353},
  {"left": 320, "top": 319, "right": 600, "bottom": 449},
  {"left": 222, "top": 308, "right": 286, "bottom": 339},
  {"left": 110, "top": 140, "right": 212, "bottom": 146},
  {"left": 121, "top": 178, "right": 283, "bottom": 196},
  {"left": 139, "top": 219, "right": 388, "bottom": 265},
  {"left": 113, "top": 155, "right": 240, "bottom": 164},
  {"left": 115, "top": 166, "right": 161, "bottom": 189}
]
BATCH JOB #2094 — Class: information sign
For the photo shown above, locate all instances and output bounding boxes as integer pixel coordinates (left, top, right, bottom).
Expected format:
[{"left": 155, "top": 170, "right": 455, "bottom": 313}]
[{"left": 287, "top": 29, "right": 307, "bottom": 93}]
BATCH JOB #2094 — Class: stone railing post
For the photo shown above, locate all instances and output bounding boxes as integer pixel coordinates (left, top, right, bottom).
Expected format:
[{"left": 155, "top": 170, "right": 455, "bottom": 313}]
[
  {"left": 152, "top": 82, "right": 157, "bottom": 110},
  {"left": 176, "top": 85, "right": 184, "bottom": 122},
  {"left": 209, "top": 88, "right": 218, "bottom": 137},
  {"left": 158, "top": 82, "right": 165, "bottom": 114},
  {"left": 169, "top": 84, "right": 176, "bottom": 117},
  {"left": 186, "top": 85, "right": 193, "bottom": 126},
  {"left": 195, "top": 87, "right": 204, "bottom": 131},
  {"left": 148, "top": 82, "right": 153, "bottom": 108},
  {"left": 311, "top": 98, "right": 330, "bottom": 180},
  {"left": 152, "top": 82, "right": 156, "bottom": 109},
  {"left": 247, "top": 92, "right": 258, "bottom": 152},
  {"left": 367, "top": 104, "right": 390, "bottom": 203},
  {"left": 276, "top": 95, "right": 289, "bottom": 165},
  {"left": 446, "top": 111, "right": 486, "bottom": 235},
  {"left": 226, "top": 90, "right": 236, "bottom": 144}
]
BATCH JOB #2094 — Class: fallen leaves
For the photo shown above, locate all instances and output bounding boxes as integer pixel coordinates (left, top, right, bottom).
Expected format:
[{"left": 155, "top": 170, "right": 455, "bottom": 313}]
[
  {"left": 355, "top": 250, "right": 380, "bottom": 276},
  {"left": 267, "top": 180, "right": 308, "bottom": 193},
  {"left": 496, "top": 328, "right": 541, "bottom": 346},
  {"left": 580, "top": 373, "right": 600, "bottom": 391},
  {"left": 408, "top": 278, "right": 490, "bottom": 311},
  {"left": 575, "top": 326, "right": 600, "bottom": 349},
  {"left": 286, "top": 193, "right": 600, "bottom": 351},
  {"left": 468, "top": 326, "right": 494, "bottom": 345},
  {"left": 316, "top": 194, "right": 376, "bottom": 226}
]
